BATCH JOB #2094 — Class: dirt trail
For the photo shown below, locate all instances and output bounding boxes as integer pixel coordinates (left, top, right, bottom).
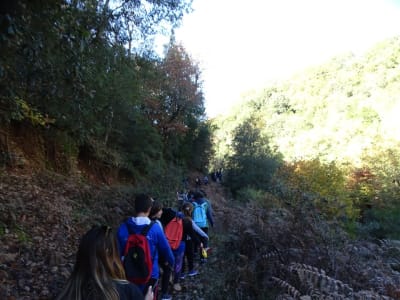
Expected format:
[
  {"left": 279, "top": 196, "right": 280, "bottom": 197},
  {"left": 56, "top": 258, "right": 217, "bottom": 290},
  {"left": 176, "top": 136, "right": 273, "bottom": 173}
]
[
  {"left": 0, "top": 171, "right": 235, "bottom": 300},
  {"left": 170, "top": 180, "right": 234, "bottom": 300}
]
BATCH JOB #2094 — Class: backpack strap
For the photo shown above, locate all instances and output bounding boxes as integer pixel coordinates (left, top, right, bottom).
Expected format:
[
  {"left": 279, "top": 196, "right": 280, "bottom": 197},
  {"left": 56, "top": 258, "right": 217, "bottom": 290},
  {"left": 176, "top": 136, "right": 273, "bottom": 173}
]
[
  {"left": 141, "top": 221, "right": 155, "bottom": 236},
  {"left": 126, "top": 220, "right": 155, "bottom": 236}
]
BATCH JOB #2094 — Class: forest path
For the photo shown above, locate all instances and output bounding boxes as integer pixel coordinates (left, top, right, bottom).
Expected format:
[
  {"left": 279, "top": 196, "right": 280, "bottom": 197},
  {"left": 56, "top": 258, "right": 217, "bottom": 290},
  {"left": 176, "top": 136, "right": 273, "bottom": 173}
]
[{"left": 171, "top": 180, "right": 236, "bottom": 300}]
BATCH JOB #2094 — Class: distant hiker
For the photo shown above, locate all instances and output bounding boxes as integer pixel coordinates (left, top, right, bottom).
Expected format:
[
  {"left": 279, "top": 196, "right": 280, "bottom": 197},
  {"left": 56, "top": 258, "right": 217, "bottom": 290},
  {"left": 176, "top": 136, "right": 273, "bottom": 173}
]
[
  {"left": 57, "top": 225, "right": 153, "bottom": 300},
  {"left": 195, "top": 176, "right": 201, "bottom": 188},
  {"left": 216, "top": 168, "right": 223, "bottom": 183},
  {"left": 211, "top": 171, "right": 217, "bottom": 182},
  {"left": 180, "top": 202, "right": 208, "bottom": 278},
  {"left": 192, "top": 191, "right": 214, "bottom": 257},
  {"left": 187, "top": 190, "right": 195, "bottom": 202},
  {"left": 117, "top": 194, "right": 174, "bottom": 298},
  {"left": 176, "top": 190, "right": 188, "bottom": 209},
  {"left": 149, "top": 201, "right": 173, "bottom": 300},
  {"left": 203, "top": 175, "right": 209, "bottom": 185},
  {"left": 182, "top": 176, "right": 189, "bottom": 189}
]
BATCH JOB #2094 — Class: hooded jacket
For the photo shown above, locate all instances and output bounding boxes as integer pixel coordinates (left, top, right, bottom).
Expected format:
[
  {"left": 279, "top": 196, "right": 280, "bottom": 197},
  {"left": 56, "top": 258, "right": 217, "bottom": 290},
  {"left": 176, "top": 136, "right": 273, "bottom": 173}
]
[{"left": 117, "top": 216, "right": 175, "bottom": 282}]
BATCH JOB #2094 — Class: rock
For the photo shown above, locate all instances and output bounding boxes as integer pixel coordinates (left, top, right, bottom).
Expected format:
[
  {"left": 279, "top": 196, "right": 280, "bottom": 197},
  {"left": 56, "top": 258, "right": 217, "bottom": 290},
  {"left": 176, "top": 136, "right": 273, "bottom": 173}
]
[{"left": 0, "top": 253, "right": 18, "bottom": 263}]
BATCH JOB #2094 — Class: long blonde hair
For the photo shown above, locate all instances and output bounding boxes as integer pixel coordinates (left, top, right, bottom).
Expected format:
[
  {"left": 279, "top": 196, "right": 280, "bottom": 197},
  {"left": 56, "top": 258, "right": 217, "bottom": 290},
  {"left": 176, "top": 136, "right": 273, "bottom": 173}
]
[{"left": 57, "top": 226, "right": 126, "bottom": 300}]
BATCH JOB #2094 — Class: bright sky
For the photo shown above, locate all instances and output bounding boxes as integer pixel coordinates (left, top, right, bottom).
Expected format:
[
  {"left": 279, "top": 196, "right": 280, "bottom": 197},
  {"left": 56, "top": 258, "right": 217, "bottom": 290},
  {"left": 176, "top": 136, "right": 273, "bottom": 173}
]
[{"left": 173, "top": 0, "right": 400, "bottom": 118}]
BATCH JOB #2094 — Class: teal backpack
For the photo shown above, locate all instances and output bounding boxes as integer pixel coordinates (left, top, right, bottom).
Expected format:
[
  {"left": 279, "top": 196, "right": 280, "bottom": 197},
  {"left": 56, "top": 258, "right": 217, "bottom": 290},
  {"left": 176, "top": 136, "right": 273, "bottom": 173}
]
[{"left": 193, "top": 202, "right": 208, "bottom": 227}]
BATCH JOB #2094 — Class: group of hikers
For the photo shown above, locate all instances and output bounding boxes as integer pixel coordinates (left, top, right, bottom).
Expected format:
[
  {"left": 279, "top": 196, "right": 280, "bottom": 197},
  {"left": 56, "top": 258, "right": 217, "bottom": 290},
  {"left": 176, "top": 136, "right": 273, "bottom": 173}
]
[
  {"left": 57, "top": 190, "right": 214, "bottom": 300},
  {"left": 183, "top": 169, "right": 223, "bottom": 191}
]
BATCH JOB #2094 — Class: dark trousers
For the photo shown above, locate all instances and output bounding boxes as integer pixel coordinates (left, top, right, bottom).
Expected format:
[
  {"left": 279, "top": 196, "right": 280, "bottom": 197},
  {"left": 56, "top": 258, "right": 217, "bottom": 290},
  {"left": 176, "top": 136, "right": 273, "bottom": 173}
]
[
  {"left": 200, "top": 227, "right": 209, "bottom": 248},
  {"left": 158, "top": 259, "right": 171, "bottom": 295},
  {"left": 183, "top": 239, "right": 195, "bottom": 272}
]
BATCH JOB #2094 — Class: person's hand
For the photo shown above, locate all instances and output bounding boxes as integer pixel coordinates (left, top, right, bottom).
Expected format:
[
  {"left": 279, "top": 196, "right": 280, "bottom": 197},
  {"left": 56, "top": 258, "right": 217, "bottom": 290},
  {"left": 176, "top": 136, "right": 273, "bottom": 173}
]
[{"left": 145, "top": 286, "right": 154, "bottom": 300}]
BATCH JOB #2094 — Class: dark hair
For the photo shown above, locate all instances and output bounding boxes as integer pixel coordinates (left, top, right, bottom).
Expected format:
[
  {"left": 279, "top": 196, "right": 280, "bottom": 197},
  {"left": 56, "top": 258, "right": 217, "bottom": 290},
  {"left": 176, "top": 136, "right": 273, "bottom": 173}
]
[
  {"left": 182, "top": 202, "right": 193, "bottom": 218},
  {"left": 57, "top": 226, "right": 125, "bottom": 300},
  {"left": 134, "top": 193, "right": 153, "bottom": 214},
  {"left": 149, "top": 200, "right": 163, "bottom": 218},
  {"left": 194, "top": 192, "right": 203, "bottom": 199}
]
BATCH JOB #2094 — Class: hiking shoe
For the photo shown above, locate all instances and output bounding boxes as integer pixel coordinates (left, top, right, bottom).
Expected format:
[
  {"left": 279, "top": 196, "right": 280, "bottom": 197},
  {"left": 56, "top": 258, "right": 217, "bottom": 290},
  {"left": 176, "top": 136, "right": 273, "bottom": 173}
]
[
  {"left": 173, "top": 283, "right": 182, "bottom": 291},
  {"left": 179, "top": 273, "right": 185, "bottom": 280},
  {"left": 188, "top": 270, "right": 199, "bottom": 276},
  {"left": 161, "top": 294, "right": 172, "bottom": 300}
]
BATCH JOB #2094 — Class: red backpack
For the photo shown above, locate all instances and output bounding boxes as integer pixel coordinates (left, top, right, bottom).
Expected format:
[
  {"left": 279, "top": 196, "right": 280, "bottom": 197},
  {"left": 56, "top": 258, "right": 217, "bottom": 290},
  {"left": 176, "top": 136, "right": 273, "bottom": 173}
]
[
  {"left": 164, "top": 217, "right": 183, "bottom": 250},
  {"left": 123, "top": 222, "right": 155, "bottom": 285}
]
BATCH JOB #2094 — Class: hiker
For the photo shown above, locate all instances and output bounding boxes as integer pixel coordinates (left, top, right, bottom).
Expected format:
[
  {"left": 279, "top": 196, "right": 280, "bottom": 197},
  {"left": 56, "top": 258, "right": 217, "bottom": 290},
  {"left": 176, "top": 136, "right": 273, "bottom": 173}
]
[
  {"left": 195, "top": 176, "right": 201, "bottom": 188},
  {"left": 149, "top": 201, "right": 173, "bottom": 300},
  {"left": 149, "top": 200, "right": 164, "bottom": 230},
  {"left": 192, "top": 192, "right": 214, "bottom": 258},
  {"left": 57, "top": 225, "right": 153, "bottom": 300},
  {"left": 216, "top": 169, "right": 222, "bottom": 183},
  {"left": 180, "top": 202, "right": 208, "bottom": 278},
  {"left": 187, "top": 190, "right": 195, "bottom": 203},
  {"left": 182, "top": 176, "right": 189, "bottom": 189},
  {"left": 117, "top": 194, "right": 175, "bottom": 299},
  {"left": 160, "top": 207, "right": 186, "bottom": 292},
  {"left": 211, "top": 171, "right": 217, "bottom": 182},
  {"left": 203, "top": 175, "right": 209, "bottom": 185},
  {"left": 176, "top": 190, "right": 188, "bottom": 209}
]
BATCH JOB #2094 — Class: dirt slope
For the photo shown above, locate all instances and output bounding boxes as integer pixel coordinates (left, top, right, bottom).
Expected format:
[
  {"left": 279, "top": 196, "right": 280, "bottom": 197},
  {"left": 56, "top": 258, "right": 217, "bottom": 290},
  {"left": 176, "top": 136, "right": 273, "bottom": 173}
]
[{"left": 0, "top": 170, "right": 235, "bottom": 300}]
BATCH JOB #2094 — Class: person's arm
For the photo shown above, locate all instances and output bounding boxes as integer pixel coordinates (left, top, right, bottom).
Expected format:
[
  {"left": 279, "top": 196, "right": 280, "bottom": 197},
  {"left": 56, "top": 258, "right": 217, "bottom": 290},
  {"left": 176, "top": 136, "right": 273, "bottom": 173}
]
[
  {"left": 116, "top": 223, "right": 128, "bottom": 258},
  {"left": 154, "top": 224, "right": 175, "bottom": 267},
  {"left": 191, "top": 220, "right": 209, "bottom": 239},
  {"left": 186, "top": 219, "right": 201, "bottom": 245}
]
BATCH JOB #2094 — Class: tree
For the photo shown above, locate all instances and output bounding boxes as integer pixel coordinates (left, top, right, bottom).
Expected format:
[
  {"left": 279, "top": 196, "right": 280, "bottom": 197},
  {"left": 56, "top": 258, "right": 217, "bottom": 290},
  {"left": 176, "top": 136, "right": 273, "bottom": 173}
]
[
  {"left": 140, "top": 43, "right": 206, "bottom": 165},
  {"left": 225, "top": 119, "right": 282, "bottom": 195}
]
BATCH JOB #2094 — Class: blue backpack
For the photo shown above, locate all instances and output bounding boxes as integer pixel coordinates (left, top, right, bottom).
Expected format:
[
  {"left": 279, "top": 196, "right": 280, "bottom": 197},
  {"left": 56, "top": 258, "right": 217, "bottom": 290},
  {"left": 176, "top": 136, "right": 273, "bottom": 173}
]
[{"left": 193, "top": 201, "right": 208, "bottom": 227}]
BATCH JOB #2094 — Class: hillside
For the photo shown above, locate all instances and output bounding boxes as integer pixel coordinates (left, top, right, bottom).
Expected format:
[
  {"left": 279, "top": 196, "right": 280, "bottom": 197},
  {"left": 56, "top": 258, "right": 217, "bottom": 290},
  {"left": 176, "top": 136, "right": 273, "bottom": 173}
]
[
  {"left": 212, "top": 36, "right": 400, "bottom": 165},
  {"left": 0, "top": 167, "right": 231, "bottom": 299},
  {"left": 3, "top": 3, "right": 400, "bottom": 299},
  {"left": 2, "top": 168, "right": 400, "bottom": 299}
]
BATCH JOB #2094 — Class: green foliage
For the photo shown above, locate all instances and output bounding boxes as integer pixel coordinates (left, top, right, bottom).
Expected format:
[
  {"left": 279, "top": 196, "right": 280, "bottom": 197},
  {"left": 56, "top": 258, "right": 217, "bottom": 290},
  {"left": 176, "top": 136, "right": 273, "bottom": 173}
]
[
  {"left": 14, "top": 224, "right": 31, "bottom": 244},
  {"left": 183, "top": 121, "right": 213, "bottom": 171},
  {"left": 360, "top": 139, "right": 400, "bottom": 204},
  {"left": 0, "top": 1, "right": 213, "bottom": 182},
  {"left": 13, "top": 98, "right": 54, "bottom": 126},
  {"left": 213, "top": 36, "right": 400, "bottom": 166},
  {"left": 212, "top": 36, "right": 400, "bottom": 238},
  {"left": 359, "top": 207, "right": 400, "bottom": 239},
  {"left": 278, "top": 159, "right": 355, "bottom": 219},
  {"left": 225, "top": 119, "right": 282, "bottom": 195}
]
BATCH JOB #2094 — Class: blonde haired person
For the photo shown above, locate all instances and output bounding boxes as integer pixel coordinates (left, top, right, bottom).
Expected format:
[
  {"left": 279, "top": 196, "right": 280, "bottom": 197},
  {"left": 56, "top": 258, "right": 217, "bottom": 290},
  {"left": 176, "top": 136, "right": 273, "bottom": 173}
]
[{"left": 57, "top": 226, "right": 153, "bottom": 300}]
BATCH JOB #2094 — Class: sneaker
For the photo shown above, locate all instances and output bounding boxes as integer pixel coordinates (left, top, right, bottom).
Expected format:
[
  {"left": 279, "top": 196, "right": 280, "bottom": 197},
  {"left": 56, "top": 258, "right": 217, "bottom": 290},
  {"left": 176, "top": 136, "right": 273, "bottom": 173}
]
[
  {"left": 161, "top": 294, "right": 172, "bottom": 300},
  {"left": 188, "top": 270, "right": 199, "bottom": 277},
  {"left": 179, "top": 273, "right": 186, "bottom": 280},
  {"left": 173, "top": 283, "right": 182, "bottom": 291}
]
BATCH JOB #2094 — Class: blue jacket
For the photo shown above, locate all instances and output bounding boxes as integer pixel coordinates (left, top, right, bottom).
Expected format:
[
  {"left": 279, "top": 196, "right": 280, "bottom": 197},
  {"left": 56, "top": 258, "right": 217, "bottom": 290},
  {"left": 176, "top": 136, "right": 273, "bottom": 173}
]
[{"left": 117, "top": 216, "right": 175, "bottom": 282}]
